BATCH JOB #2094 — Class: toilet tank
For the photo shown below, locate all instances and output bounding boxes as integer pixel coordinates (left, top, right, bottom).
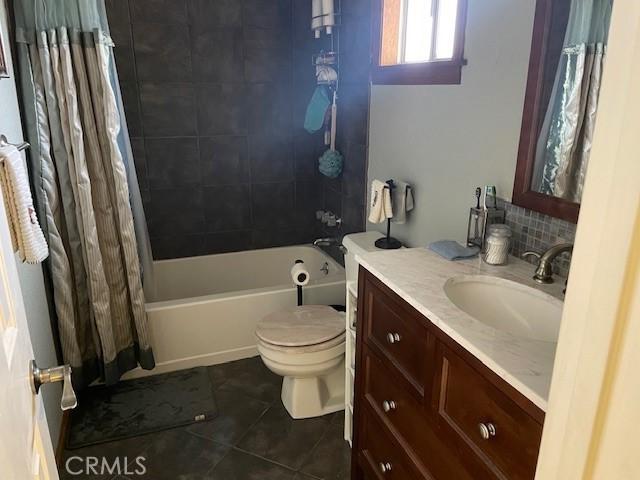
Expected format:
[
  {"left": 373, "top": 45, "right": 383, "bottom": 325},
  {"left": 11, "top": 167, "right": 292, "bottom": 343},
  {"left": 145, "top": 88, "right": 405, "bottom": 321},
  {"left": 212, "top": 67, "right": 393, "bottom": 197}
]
[{"left": 342, "top": 232, "right": 385, "bottom": 285}]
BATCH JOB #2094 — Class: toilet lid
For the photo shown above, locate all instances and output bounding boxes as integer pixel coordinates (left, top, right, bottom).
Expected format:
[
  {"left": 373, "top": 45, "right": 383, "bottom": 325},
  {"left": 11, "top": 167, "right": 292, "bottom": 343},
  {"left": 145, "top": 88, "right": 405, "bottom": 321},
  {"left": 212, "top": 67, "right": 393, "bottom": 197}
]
[{"left": 256, "top": 305, "right": 345, "bottom": 348}]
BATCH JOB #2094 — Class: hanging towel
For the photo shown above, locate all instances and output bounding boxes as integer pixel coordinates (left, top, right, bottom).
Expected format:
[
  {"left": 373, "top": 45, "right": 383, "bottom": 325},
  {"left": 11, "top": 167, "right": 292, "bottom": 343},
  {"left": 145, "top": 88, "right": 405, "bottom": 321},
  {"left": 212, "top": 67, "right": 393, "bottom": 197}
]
[
  {"left": 304, "top": 86, "right": 331, "bottom": 133},
  {"left": 391, "top": 181, "right": 414, "bottom": 224},
  {"left": 428, "top": 240, "right": 479, "bottom": 261},
  {"left": 368, "top": 180, "right": 393, "bottom": 224},
  {"left": 0, "top": 145, "right": 48, "bottom": 263}
]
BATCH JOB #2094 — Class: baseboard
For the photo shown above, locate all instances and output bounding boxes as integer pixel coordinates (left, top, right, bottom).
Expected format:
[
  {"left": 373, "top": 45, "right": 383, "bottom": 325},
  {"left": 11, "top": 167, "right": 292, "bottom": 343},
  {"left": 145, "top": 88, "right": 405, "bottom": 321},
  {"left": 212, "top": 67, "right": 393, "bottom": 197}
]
[
  {"left": 121, "top": 346, "right": 259, "bottom": 380},
  {"left": 56, "top": 410, "right": 71, "bottom": 467}
]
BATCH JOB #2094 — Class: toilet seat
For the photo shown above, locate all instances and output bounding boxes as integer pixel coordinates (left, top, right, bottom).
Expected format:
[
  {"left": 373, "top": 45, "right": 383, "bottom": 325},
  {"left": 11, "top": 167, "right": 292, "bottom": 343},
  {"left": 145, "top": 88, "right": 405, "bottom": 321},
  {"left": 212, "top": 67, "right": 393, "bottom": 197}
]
[
  {"left": 257, "top": 332, "right": 345, "bottom": 354},
  {"left": 256, "top": 305, "right": 345, "bottom": 351}
]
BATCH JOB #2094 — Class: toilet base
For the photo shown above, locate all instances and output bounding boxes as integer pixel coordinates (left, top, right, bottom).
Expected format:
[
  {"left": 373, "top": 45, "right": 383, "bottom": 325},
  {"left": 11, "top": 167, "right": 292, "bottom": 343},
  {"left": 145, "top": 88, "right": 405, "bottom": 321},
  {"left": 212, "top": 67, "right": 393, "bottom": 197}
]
[{"left": 281, "top": 359, "right": 345, "bottom": 419}]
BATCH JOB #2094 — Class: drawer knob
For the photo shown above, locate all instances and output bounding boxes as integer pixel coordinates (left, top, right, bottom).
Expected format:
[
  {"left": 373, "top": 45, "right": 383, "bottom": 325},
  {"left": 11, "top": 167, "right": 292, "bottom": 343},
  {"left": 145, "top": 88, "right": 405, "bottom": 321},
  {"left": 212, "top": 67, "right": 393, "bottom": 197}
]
[
  {"left": 386, "top": 332, "right": 401, "bottom": 344},
  {"left": 379, "top": 462, "right": 393, "bottom": 474},
  {"left": 382, "top": 400, "right": 397, "bottom": 412},
  {"left": 478, "top": 422, "right": 497, "bottom": 440}
]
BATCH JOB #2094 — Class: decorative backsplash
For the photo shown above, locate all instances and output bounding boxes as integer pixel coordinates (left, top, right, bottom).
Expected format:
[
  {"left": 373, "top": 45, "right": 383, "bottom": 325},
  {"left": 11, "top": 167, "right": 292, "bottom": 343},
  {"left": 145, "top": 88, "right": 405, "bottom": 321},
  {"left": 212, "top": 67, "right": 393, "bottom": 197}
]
[{"left": 497, "top": 198, "right": 577, "bottom": 278}]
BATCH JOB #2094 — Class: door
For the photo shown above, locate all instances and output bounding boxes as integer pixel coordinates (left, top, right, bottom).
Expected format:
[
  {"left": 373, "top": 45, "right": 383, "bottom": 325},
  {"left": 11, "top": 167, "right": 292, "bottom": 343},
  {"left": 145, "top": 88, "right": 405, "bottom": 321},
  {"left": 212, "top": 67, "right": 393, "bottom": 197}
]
[
  {"left": 0, "top": 2, "right": 58, "bottom": 478},
  {"left": 0, "top": 193, "right": 57, "bottom": 478}
]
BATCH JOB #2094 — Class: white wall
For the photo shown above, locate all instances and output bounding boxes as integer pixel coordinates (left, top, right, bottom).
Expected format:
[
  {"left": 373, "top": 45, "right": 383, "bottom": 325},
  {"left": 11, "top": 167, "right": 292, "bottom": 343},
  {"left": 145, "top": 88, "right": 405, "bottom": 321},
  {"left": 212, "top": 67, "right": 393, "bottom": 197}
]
[
  {"left": 0, "top": 2, "right": 62, "bottom": 447},
  {"left": 367, "top": 0, "right": 536, "bottom": 246}
]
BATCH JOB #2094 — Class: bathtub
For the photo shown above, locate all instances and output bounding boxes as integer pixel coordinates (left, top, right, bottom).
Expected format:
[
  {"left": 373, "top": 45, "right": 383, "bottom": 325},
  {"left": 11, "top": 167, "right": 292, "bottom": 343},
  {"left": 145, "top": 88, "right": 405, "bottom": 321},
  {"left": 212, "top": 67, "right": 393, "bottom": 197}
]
[{"left": 125, "top": 245, "right": 345, "bottom": 378}]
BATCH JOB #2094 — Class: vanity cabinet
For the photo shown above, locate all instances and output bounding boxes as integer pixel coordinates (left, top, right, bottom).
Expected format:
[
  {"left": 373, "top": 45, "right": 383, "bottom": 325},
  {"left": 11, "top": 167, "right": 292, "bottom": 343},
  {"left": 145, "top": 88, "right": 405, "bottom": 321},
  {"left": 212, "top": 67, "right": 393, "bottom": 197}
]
[{"left": 352, "top": 267, "right": 545, "bottom": 480}]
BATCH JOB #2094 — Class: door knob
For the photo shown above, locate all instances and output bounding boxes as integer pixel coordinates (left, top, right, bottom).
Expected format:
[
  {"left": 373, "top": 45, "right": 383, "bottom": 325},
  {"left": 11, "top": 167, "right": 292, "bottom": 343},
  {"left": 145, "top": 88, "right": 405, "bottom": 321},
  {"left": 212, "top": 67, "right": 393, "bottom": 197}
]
[
  {"left": 379, "top": 462, "right": 393, "bottom": 473},
  {"left": 30, "top": 360, "right": 78, "bottom": 411}
]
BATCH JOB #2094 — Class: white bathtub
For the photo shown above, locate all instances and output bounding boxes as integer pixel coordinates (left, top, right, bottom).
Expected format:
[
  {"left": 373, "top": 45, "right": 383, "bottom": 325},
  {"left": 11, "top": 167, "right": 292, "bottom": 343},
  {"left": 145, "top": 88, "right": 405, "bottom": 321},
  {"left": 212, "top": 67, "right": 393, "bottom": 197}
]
[{"left": 126, "top": 245, "right": 345, "bottom": 378}]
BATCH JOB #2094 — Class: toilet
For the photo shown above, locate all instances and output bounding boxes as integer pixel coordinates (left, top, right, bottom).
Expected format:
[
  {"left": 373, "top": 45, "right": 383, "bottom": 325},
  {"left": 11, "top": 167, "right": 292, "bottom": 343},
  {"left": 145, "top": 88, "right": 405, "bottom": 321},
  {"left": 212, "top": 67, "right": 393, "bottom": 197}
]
[{"left": 256, "top": 232, "right": 383, "bottom": 419}]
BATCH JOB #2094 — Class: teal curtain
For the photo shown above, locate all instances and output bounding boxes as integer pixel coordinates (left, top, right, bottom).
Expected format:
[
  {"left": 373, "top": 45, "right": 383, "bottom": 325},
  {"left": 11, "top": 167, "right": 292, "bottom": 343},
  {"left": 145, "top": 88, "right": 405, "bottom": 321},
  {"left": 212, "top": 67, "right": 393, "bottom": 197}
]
[
  {"left": 13, "top": 0, "right": 155, "bottom": 386},
  {"left": 534, "top": 0, "right": 612, "bottom": 202}
]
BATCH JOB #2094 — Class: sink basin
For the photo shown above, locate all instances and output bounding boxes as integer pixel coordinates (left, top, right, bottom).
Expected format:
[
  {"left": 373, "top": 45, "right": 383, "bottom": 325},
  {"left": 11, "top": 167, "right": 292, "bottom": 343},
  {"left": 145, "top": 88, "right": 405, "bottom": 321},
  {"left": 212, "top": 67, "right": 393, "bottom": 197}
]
[{"left": 443, "top": 275, "right": 563, "bottom": 342}]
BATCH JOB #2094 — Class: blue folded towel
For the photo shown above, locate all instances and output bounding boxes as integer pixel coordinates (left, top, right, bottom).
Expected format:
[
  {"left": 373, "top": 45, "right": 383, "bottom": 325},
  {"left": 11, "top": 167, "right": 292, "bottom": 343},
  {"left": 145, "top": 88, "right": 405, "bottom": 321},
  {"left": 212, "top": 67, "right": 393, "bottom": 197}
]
[
  {"left": 304, "top": 86, "right": 331, "bottom": 133},
  {"left": 428, "top": 240, "right": 480, "bottom": 261}
]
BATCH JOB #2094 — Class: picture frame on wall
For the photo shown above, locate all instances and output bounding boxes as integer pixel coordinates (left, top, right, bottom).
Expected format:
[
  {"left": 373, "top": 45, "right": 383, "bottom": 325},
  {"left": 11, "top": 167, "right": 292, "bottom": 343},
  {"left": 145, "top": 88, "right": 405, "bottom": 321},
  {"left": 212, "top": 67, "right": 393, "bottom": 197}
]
[{"left": 0, "top": 26, "right": 9, "bottom": 78}]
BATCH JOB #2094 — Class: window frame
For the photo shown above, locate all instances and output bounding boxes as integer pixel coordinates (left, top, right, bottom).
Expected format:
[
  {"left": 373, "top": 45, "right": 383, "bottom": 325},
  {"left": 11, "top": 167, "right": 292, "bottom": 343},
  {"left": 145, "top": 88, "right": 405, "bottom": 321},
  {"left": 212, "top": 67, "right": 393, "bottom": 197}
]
[{"left": 371, "top": 0, "right": 468, "bottom": 85}]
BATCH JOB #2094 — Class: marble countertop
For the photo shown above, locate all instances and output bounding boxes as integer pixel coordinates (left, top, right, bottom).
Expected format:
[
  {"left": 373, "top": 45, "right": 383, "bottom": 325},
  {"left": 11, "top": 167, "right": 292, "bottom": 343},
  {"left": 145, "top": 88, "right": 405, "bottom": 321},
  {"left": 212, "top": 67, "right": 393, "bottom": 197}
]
[{"left": 356, "top": 248, "right": 566, "bottom": 411}]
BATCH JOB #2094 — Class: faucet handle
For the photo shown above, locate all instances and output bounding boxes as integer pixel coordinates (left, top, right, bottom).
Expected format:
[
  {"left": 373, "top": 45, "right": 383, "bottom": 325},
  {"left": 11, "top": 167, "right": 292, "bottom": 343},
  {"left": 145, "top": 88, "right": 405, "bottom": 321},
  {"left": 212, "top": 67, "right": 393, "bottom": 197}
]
[{"left": 522, "top": 251, "right": 541, "bottom": 261}]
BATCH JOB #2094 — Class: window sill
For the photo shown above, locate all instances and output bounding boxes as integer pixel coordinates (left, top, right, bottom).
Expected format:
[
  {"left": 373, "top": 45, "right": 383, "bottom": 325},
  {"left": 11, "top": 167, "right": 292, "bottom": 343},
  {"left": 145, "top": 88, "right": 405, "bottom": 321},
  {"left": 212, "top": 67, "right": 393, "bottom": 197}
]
[{"left": 371, "top": 60, "right": 464, "bottom": 85}]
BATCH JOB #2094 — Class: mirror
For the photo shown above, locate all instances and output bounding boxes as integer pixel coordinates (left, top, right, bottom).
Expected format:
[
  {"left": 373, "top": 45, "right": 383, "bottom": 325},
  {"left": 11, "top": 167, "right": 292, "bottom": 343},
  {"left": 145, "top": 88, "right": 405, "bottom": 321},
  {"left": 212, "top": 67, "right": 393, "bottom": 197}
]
[
  {"left": 371, "top": 0, "right": 468, "bottom": 85},
  {"left": 513, "top": 0, "right": 612, "bottom": 222}
]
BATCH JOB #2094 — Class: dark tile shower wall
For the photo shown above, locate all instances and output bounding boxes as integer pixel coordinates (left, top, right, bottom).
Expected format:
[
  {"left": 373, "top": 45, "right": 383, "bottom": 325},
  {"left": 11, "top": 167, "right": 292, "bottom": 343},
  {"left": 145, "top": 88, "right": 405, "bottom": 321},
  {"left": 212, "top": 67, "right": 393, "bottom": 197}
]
[
  {"left": 107, "top": 0, "right": 331, "bottom": 259},
  {"left": 498, "top": 198, "right": 577, "bottom": 277}
]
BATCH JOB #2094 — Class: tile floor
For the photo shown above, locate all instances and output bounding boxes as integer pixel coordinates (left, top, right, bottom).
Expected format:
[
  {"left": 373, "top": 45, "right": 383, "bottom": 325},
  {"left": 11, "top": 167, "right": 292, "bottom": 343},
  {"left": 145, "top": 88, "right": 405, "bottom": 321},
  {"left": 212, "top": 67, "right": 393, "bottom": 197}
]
[{"left": 59, "top": 357, "right": 351, "bottom": 479}]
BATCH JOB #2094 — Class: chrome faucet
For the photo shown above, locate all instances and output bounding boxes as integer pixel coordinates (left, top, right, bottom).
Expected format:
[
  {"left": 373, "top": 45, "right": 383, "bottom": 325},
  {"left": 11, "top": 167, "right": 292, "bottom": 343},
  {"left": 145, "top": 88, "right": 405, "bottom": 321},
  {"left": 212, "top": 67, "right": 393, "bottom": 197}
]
[
  {"left": 522, "top": 243, "right": 573, "bottom": 284},
  {"left": 313, "top": 237, "right": 347, "bottom": 254}
]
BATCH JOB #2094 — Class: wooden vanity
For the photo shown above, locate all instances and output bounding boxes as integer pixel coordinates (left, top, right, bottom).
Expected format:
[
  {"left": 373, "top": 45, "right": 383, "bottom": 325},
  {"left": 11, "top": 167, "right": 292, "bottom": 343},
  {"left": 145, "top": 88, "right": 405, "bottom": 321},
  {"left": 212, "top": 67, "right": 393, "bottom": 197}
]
[{"left": 351, "top": 267, "right": 545, "bottom": 480}]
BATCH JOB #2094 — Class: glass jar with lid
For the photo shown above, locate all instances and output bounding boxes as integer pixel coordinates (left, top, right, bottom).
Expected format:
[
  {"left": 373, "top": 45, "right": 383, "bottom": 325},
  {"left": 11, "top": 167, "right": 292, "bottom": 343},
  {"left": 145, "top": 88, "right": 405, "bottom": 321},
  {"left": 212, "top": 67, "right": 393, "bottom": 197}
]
[{"left": 483, "top": 224, "right": 512, "bottom": 265}]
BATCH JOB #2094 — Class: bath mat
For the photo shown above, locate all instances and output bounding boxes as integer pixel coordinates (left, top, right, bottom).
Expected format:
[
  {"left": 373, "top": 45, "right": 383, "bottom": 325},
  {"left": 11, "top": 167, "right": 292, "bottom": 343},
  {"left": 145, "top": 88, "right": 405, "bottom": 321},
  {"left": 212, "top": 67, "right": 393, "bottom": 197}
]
[{"left": 67, "top": 367, "right": 217, "bottom": 449}]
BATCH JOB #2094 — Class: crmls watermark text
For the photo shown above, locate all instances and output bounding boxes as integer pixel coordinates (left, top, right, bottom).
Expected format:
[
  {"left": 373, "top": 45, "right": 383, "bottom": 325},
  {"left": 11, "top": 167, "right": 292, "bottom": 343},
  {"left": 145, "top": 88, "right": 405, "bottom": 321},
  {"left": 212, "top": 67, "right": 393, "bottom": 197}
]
[{"left": 65, "top": 456, "right": 147, "bottom": 476}]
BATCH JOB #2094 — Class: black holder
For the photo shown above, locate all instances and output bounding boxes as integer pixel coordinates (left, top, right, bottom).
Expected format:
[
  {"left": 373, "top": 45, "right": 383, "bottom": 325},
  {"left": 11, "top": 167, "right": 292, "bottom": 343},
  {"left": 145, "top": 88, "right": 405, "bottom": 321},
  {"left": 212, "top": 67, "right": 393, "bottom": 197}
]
[
  {"left": 294, "top": 259, "right": 305, "bottom": 306},
  {"left": 375, "top": 180, "right": 402, "bottom": 250}
]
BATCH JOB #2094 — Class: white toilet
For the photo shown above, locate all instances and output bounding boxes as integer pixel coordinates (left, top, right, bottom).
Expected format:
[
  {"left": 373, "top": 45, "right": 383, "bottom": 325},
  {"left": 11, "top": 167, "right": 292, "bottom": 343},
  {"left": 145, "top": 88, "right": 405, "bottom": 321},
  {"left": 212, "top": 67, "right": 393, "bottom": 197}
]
[{"left": 256, "top": 232, "right": 382, "bottom": 419}]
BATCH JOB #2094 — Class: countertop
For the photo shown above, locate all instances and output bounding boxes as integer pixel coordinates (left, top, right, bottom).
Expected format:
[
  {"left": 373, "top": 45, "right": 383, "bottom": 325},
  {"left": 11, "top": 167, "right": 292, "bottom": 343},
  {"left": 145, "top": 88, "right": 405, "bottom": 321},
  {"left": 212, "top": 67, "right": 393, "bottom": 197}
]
[{"left": 356, "top": 247, "right": 566, "bottom": 411}]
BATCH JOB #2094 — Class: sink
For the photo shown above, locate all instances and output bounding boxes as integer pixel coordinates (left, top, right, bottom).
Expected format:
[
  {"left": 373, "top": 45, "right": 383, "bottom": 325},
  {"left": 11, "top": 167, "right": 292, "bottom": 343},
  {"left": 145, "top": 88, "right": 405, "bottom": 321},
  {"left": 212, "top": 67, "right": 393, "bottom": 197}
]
[{"left": 443, "top": 275, "right": 563, "bottom": 342}]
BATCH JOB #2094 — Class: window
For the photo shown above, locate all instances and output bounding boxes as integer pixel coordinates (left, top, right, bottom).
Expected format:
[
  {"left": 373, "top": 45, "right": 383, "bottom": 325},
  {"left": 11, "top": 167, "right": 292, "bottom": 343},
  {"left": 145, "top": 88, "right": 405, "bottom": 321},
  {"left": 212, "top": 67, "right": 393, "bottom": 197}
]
[{"left": 373, "top": 0, "right": 468, "bottom": 85}]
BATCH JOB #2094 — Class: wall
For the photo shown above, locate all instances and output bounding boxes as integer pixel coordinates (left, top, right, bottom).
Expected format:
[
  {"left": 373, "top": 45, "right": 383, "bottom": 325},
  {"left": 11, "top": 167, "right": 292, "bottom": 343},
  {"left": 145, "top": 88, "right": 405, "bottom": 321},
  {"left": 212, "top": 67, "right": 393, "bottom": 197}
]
[
  {"left": 106, "top": 0, "right": 327, "bottom": 259},
  {"left": 0, "top": 1, "right": 61, "bottom": 447},
  {"left": 367, "top": 0, "right": 537, "bottom": 247}
]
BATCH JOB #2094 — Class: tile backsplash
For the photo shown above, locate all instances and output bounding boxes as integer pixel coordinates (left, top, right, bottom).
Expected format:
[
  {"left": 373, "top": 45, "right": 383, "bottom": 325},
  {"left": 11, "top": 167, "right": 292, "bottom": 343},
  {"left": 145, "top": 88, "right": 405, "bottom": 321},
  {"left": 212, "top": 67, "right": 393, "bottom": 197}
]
[{"left": 497, "top": 198, "right": 577, "bottom": 278}]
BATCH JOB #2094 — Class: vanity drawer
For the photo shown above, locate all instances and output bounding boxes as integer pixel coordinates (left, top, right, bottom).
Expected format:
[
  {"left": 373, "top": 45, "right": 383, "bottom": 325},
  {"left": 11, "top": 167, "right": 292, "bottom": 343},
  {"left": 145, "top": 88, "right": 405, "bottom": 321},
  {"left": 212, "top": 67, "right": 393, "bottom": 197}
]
[
  {"left": 436, "top": 344, "right": 543, "bottom": 480},
  {"left": 357, "top": 406, "right": 428, "bottom": 480},
  {"left": 362, "top": 275, "right": 429, "bottom": 396},
  {"left": 363, "top": 348, "right": 496, "bottom": 480}
]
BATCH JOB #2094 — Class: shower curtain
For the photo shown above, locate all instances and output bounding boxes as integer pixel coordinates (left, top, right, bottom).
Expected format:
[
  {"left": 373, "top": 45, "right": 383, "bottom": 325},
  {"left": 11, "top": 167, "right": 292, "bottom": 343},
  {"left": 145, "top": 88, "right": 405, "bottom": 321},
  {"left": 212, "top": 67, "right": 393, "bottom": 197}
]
[
  {"left": 13, "top": 0, "right": 155, "bottom": 386},
  {"left": 535, "top": 0, "right": 612, "bottom": 202}
]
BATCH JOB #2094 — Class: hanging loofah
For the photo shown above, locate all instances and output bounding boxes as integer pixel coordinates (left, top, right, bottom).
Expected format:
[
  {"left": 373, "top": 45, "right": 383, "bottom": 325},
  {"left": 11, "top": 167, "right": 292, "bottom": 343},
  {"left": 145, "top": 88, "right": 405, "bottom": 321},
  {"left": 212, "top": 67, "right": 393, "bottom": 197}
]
[{"left": 318, "top": 149, "right": 343, "bottom": 178}]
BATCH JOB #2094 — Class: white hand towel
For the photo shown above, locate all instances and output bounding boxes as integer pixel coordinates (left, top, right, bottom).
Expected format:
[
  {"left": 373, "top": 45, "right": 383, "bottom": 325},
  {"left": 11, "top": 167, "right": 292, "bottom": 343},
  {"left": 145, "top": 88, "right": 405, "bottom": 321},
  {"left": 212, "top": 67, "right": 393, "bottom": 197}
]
[
  {"left": 368, "top": 180, "right": 393, "bottom": 224},
  {"left": 391, "top": 181, "right": 415, "bottom": 224},
  {"left": 0, "top": 145, "right": 48, "bottom": 264}
]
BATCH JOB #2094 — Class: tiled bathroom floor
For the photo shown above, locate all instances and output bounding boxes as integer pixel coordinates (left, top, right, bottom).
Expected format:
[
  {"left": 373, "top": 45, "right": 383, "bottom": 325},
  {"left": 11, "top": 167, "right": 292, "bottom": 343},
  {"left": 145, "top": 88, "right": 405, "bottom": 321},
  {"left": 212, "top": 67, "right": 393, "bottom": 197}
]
[{"left": 59, "top": 357, "right": 351, "bottom": 479}]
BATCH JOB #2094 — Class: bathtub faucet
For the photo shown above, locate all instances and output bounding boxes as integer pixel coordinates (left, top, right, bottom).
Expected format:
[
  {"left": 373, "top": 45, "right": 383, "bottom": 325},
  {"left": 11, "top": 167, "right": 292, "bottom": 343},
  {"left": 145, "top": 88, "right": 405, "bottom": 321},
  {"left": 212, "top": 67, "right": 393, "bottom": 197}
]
[{"left": 313, "top": 237, "right": 347, "bottom": 255}]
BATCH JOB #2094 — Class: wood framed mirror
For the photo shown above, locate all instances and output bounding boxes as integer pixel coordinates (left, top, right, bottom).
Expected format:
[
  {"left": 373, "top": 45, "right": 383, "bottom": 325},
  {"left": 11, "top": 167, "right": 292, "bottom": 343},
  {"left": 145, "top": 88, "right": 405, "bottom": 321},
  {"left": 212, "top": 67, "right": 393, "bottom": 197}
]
[{"left": 513, "top": 0, "right": 612, "bottom": 223}]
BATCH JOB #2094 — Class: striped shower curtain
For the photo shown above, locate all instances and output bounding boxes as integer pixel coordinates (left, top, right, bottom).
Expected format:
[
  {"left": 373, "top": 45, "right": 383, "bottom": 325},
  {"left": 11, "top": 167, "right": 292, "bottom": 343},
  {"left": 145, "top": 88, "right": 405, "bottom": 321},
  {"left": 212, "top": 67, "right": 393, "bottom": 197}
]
[{"left": 14, "top": 0, "right": 154, "bottom": 386}]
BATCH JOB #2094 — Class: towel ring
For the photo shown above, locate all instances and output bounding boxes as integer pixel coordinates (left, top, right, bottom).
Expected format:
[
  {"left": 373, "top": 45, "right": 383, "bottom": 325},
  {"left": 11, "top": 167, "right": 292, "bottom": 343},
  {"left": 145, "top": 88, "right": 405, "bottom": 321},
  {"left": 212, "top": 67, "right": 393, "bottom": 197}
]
[{"left": 0, "top": 134, "right": 30, "bottom": 153}]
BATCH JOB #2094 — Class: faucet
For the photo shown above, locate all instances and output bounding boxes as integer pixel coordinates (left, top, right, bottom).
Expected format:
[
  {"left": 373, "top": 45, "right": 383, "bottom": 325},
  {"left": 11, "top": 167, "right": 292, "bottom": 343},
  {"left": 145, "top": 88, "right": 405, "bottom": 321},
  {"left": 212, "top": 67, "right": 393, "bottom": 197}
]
[
  {"left": 313, "top": 237, "right": 347, "bottom": 254},
  {"left": 522, "top": 243, "right": 573, "bottom": 284}
]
